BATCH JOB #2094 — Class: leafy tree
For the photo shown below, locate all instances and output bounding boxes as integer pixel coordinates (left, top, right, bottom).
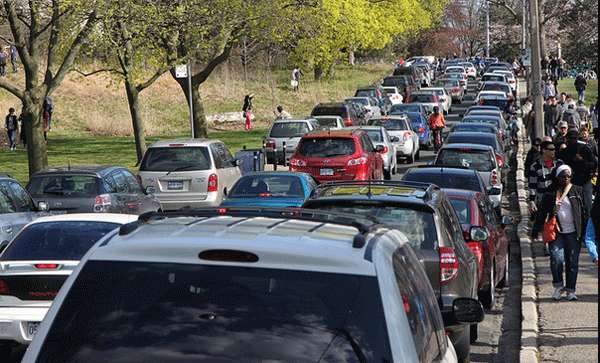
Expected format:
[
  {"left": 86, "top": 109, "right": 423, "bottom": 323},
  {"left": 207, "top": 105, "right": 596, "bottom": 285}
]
[{"left": 0, "top": 0, "right": 102, "bottom": 176}]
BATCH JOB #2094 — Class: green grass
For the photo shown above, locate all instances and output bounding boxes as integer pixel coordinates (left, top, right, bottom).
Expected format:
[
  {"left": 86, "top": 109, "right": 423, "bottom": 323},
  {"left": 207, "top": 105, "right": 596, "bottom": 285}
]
[
  {"left": 557, "top": 79, "right": 598, "bottom": 107},
  {"left": 0, "top": 129, "right": 267, "bottom": 185}
]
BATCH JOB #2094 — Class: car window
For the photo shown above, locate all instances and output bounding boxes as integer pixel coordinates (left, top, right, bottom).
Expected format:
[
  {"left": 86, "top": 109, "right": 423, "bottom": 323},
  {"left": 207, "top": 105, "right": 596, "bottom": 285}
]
[
  {"left": 0, "top": 185, "right": 17, "bottom": 213},
  {"left": 364, "top": 129, "right": 383, "bottom": 143},
  {"left": 393, "top": 247, "right": 442, "bottom": 361},
  {"left": 229, "top": 175, "right": 305, "bottom": 198},
  {"left": 297, "top": 137, "right": 356, "bottom": 157},
  {"left": 121, "top": 170, "right": 142, "bottom": 193},
  {"left": 449, "top": 198, "right": 470, "bottom": 224},
  {"left": 0, "top": 221, "right": 120, "bottom": 261},
  {"left": 315, "top": 118, "right": 340, "bottom": 128},
  {"left": 102, "top": 175, "right": 118, "bottom": 194},
  {"left": 369, "top": 119, "right": 410, "bottom": 130},
  {"left": 361, "top": 134, "right": 375, "bottom": 152},
  {"left": 269, "top": 122, "right": 310, "bottom": 138},
  {"left": 140, "top": 147, "right": 212, "bottom": 172},
  {"left": 111, "top": 171, "right": 128, "bottom": 193},
  {"left": 215, "top": 143, "right": 235, "bottom": 169},
  {"left": 27, "top": 175, "right": 101, "bottom": 197},
  {"left": 446, "top": 134, "right": 498, "bottom": 151},
  {"left": 436, "top": 149, "right": 495, "bottom": 172},
  {"left": 403, "top": 171, "right": 483, "bottom": 192},
  {"left": 8, "top": 181, "right": 34, "bottom": 211},
  {"left": 440, "top": 199, "right": 469, "bottom": 252},
  {"left": 409, "top": 94, "right": 434, "bottom": 103},
  {"left": 480, "top": 198, "right": 498, "bottom": 226},
  {"left": 37, "top": 261, "right": 393, "bottom": 362}
]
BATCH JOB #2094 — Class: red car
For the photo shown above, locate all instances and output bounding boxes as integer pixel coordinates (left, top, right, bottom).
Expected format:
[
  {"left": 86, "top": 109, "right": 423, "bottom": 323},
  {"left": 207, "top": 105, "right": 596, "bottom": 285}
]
[
  {"left": 289, "top": 129, "right": 384, "bottom": 182},
  {"left": 444, "top": 188, "right": 511, "bottom": 309}
]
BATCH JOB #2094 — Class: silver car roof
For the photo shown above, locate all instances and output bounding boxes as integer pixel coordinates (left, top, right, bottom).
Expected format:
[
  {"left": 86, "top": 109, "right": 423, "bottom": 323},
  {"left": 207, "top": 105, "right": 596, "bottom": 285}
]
[{"left": 147, "top": 139, "right": 219, "bottom": 148}]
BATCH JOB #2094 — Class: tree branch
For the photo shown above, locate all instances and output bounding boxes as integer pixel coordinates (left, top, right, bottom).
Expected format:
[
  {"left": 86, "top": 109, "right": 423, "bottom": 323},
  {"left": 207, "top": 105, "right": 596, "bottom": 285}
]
[
  {"left": 193, "top": 41, "right": 234, "bottom": 85},
  {"left": 488, "top": 0, "right": 520, "bottom": 21},
  {"left": 136, "top": 67, "right": 169, "bottom": 92},
  {"left": 73, "top": 68, "right": 124, "bottom": 77},
  {"left": 3, "top": 0, "right": 33, "bottom": 69},
  {"left": 0, "top": 77, "right": 24, "bottom": 100}
]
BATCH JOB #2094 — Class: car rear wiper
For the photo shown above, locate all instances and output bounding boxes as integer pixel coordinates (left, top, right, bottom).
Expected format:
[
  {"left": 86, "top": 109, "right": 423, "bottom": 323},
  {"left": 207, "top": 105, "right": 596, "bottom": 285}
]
[
  {"left": 166, "top": 165, "right": 197, "bottom": 176},
  {"left": 336, "top": 328, "right": 367, "bottom": 363}
]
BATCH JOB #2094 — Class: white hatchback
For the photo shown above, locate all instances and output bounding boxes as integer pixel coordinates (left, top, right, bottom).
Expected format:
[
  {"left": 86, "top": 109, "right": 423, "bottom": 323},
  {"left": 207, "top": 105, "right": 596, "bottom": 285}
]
[{"left": 0, "top": 214, "right": 137, "bottom": 349}]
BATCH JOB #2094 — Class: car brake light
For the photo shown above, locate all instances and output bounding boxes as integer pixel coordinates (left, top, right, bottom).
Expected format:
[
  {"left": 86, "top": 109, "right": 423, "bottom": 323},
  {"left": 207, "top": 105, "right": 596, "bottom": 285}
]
[
  {"left": 168, "top": 143, "right": 185, "bottom": 147},
  {"left": 207, "top": 173, "right": 218, "bottom": 192},
  {"left": 265, "top": 139, "right": 276, "bottom": 149},
  {"left": 347, "top": 157, "right": 368, "bottom": 166},
  {"left": 419, "top": 127, "right": 425, "bottom": 133},
  {"left": 0, "top": 279, "right": 9, "bottom": 294},
  {"left": 289, "top": 158, "right": 307, "bottom": 167},
  {"left": 440, "top": 246, "right": 459, "bottom": 283},
  {"left": 466, "top": 241, "right": 485, "bottom": 275},
  {"left": 344, "top": 118, "right": 353, "bottom": 127},
  {"left": 495, "top": 153, "right": 504, "bottom": 168},
  {"left": 258, "top": 193, "right": 272, "bottom": 197},
  {"left": 452, "top": 87, "right": 460, "bottom": 92},
  {"left": 94, "top": 194, "right": 112, "bottom": 213},
  {"left": 34, "top": 264, "right": 59, "bottom": 269}
]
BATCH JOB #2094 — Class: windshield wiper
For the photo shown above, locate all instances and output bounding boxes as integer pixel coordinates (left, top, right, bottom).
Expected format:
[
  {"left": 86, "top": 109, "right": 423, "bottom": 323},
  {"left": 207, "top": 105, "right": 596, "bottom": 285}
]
[
  {"left": 337, "top": 328, "right": 367, "bottom": 363},
  {"left": 166, "top": 165, "right": 197, "bottom": 175}
]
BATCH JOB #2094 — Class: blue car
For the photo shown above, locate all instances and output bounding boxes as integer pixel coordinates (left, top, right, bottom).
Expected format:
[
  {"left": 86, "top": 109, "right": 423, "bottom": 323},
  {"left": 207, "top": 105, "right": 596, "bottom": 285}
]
[
  {"left": 220, "top": 172, "right": 318, "bottom": 208},
  {"left": 402, "top": 111, "right": 432, "bottom": 149}
]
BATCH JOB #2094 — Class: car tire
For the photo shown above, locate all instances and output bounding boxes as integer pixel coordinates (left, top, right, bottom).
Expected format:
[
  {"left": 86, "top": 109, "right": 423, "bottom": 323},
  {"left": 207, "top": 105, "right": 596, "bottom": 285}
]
[
  {"left": 479, "top": 263, "right": 495, "bottom": 309},
  {"left": 470, "top": 324, "right": 478, "bottom": 343},
  {"left": 497, "top": 252, "right": 509, "bottom": 288},
  {"left": 454, "top": 326, "right": 471, "bottom": 363}
]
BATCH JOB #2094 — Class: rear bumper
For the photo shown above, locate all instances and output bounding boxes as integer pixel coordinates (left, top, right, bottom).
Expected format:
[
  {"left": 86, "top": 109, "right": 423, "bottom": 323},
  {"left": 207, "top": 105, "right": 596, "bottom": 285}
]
[
  {"left": 395, "top": 143, "right": 413, "bottom": 156},
  {"left": 0, "top": 307, "right": 48, "bottom": 344},
  {"left": 155, "top": 192, "right": 221, "bottom": 210}
]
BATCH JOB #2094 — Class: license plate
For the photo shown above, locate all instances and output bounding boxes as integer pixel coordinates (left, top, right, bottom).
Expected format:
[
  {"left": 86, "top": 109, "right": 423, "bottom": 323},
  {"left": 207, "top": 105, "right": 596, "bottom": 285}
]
[
  {"left": 320, "top": 168, "right": 334, "bottom": 176},
  {"left": 26, "top": 322, "right": 40, "bottom": 339},
  {"left": 167, "top": 181, "right": 184, "bottom": 190}
]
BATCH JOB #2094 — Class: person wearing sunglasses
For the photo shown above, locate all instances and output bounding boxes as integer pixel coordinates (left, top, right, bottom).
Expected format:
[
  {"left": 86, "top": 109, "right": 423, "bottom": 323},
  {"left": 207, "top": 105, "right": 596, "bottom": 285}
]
[
  {"left": 528, "top": 140, "right": 563, "bottom": 216},
  {"left": 525, "top": 137, "right": 542, "bottom": 180},
  {"left": 532, "top": 165, "right": 588, "bottom": 301}
]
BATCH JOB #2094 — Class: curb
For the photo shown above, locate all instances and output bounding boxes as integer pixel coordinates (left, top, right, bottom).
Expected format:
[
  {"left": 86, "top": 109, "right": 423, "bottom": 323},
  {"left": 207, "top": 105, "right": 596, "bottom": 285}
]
[{"left": 516, "top": 129, "right": 540, "bottom": 363}]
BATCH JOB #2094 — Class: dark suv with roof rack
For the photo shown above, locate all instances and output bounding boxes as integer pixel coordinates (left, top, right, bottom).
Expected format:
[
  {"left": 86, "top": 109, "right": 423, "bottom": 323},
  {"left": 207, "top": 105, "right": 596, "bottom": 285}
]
[
  {"left": 303, "top": 181, "right": 480, "bottom": 362},
  {"left": 26, "top": 166, "right": 161, "bottom": 214}
]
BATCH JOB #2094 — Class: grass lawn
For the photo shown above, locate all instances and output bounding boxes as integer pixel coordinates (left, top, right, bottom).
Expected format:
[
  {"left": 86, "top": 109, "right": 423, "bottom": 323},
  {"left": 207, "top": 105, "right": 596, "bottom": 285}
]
[
  {"left": 557, "top": 79, "right": 598, "bottom": 107},
  {"left": 0, "top": 129, "right": 267, "bottom": 184}
]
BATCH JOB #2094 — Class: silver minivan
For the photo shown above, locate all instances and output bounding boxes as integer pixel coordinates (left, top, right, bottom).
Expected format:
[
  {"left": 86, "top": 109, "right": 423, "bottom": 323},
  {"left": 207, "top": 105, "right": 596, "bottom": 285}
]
[
  {"left": 264, "top": 119, "right": 319, "bottom": 165},
  {"left": 138, "top": 139, "right": 241, "bottom": 210}
]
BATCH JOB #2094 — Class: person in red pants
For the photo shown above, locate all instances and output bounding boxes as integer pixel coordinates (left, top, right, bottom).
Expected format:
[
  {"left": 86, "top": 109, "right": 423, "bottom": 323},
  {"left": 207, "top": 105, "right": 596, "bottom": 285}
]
[{"left": 242, "top": 94, "right": 253, "bottom": 131}]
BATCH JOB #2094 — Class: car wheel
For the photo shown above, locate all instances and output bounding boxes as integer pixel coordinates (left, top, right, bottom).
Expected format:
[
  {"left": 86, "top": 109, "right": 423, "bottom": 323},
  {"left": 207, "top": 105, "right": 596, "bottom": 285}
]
[
  {"left": 454, "top": 326, "right": 471, "bottom": 363},
  {"left": 497, "top": 252, "right": 509, "bottom": 288},
  {"left": 470, "top": 324, "right": 478, "bottom": 343},
  {"left": 478, "top": 263, "right": 495, "bottom": 309},
  {"left": 384, "top": 169, "right": 391, "bottom": 180}
]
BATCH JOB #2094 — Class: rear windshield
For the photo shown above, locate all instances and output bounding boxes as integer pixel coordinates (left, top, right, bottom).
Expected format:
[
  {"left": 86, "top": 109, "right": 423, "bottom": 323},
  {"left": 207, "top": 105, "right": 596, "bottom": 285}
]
[
  {"left": 347, "top": 98, "right": 369, "bottom": 106},
  {"left": 436, "top": 149, "right": 495, "bottom": 172},
  {"left": 437, "top": 80, "right": 459, "bottom": 87},
  {"left": 1, "top": 221, "right": 120, "bottom": 261},
  {"left": 269, "top": 122, "right": 310, "bottom": 138},
  {"left": 452, "top": 124, "right": 495, "bottom": 133},
  {"left": 462, "top": 117, "right": 501, "bottom": 127},
  {"left": 140, "top": 146, "right": 212, "bottom": 172},
  {"left": 297, "top": 137, "right": 356, "bottom": 157},
  {"left": 364, "top": 129, "right": 383, "bottom": 142},
  {"left": 229, "top": 175, "right": 305, "bottom": 198},
  {"left": 391, "top": 104, "right": 420, "bottom": 114},
  {"left": 28, "top": 175, "right": 100, "bottom": 197},
  {"left": 315, "top": 203, "right": 438, "bottom": 250},
  {"left": 409, "top": 94, "right": 434, "bottom": 103},
  {"left": 37, "top": 261, "right": 392, "bottom": 362},
  {"left": 404, "top": 171, "right": 482, "bottom": 191},
  {"left": 355, "top": 90, "right": 376, "bottom": 98},
  {"left": 312, "top": 106, "right": 346, "bottom": 118},
  {"left": 382, "top": 88, "right": 397, "bottom": 95},
  {"left": 482, "top": 75, "right": 505, "bottom": 82},
  {"left": 383, "top": 77, "right": 408, "bottom": 85},
  {"left": 445, "top": 68, "right": 463, "bottom": 73},
  {"left": 369, "top": 119, "right": 409, "bottom": 130},
  {"left": 481, "top": 84, "right": 509, "bottom": 93},
  {"left": 446, "top": 134, "right": 499, "bottom": 151},
  {"left": 316, "top": 118, "right": 339, "bottom": 128},
  {"left": 449, "top": 199, "right": 470, "bottom": 224}
]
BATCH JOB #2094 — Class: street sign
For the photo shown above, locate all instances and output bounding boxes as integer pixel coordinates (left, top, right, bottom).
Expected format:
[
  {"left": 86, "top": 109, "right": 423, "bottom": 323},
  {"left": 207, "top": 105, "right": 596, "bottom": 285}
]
[
  {"left": 521, "top": 48, "right": 531, "bottom": 67},
  {"left": 175, "top": 64, "right": 188, "bottom": 78}
]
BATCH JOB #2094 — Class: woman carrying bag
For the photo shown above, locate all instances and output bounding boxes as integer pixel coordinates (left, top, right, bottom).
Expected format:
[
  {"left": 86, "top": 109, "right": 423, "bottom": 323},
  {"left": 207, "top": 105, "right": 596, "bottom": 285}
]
[{"left": 532, "top": 165, "right": 588, "bottom": 301}]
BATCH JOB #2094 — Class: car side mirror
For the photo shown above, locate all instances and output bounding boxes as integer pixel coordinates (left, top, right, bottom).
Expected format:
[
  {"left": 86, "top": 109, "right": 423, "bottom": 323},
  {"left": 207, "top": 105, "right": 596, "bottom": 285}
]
[
  {"left": 390, "top": 136, "right": 400, "bottom": 142},
  {"left": 501, "top": 215, "right": 513, "bottom": 226},
  {"left": 144, "top": 186, "right": 156, "bottom": 195},
  {"left": 452, "top": 297, "right": 484, "bottom": 323},
  {"left": 37, "top": 201, "right": 49, "bottom": 212},
  {"left": 0, "top": 240, "right": 9, "bottom": 254},
  {"left": 470, "top": 226, "right": 489, "bottom": 241},
  {"left": 232, "top": 159, "right": 240, "bottom": 167},
  {"left": 488, "top": 186, "right": 502, "bottom": 195},
  {"left": 375, "top": 145, "right": 386, "bottom": 153}
]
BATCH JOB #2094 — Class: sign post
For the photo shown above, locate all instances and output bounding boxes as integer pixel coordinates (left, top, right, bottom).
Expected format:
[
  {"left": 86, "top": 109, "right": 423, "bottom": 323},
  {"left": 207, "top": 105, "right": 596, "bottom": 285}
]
[{"left": 175, "top": 63, "right": 194, "bottom": 137}]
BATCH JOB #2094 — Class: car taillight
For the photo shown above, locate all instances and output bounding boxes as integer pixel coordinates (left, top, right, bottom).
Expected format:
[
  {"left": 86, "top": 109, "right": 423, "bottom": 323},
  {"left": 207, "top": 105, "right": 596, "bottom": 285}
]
[
  {"left": 495, "top": 153, "right": 504, "bottom": 168},
  {"left": 480, "top": 99, "right": 485, "bottom": 105},
  {"left": 208, "top": 173, "right": 218, "bottom": 192},
  {"left": 440, "top": 246, "right": 459, "bottom": 284},
  {"left": 382, "top": 146, "right": 389, "bottom": 153},
  {"left": 265, "top": 139, "right": 276, "bottom": 149},
  {"left": 94, "top": 194, "right": 112, "bottom": 212},
  {"left": 0, "top": 279, "right": 9, "bottom": 294},
  {"left": 289, "top": 158, "right": 307, "bottom": 167},
  {"left": 466, "top": 241, "right": 485, "bottom": 275},
  {"left": 347, "top": 157, "right": 368, "bottom": 166},
  {"left": 34, "top": 264, "right": 59, "bottom": 269},
  {"left": 491, "top": 169, "right": 499, "bottom": 185},
  {"left": 452, "top": 87, "right": 460, "bottom": 92},
  {"left": 419, "top": 127, "right": 425, "bottom": 133},
  {"left": 343, "top": 118, "right": 353, "bottom": 127}
]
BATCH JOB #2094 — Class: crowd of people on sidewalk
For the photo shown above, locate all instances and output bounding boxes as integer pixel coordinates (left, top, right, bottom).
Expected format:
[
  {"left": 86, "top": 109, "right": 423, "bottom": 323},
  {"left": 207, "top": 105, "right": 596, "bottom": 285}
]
[{"left": 525, "top": 94, "right": 599, "bottom": 302}]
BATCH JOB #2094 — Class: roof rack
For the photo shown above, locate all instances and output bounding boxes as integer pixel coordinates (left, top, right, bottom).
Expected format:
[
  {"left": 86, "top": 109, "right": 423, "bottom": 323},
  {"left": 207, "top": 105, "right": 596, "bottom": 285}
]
[
  {"left": 314, "top": 180, "right": 439, "bottom": 200},
  {"left": 123, "top": 207, "right": 382, "bottom": 249}
]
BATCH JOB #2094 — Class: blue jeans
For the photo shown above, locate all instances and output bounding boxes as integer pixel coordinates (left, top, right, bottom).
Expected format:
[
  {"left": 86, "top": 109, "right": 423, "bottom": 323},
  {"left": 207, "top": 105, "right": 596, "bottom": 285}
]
[
  {"left": 549, "top": 232, "right": 580, "bottom": 293},
  {"left": 577, "top": 89, "right": 585, "bottom": 103},
  {"left": 6, "top": 129, "right": 16, "bottom": 148}
]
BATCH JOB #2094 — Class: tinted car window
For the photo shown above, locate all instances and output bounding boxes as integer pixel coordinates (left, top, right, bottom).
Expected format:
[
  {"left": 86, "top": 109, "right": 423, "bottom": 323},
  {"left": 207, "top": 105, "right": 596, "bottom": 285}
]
[
  {"left": 28, "top": 175, "right": 101, "bottom": 197},
  {"left": 210, "top": 143, "right": 235, "bottom": 169},
  {"left": 0, "top": 187, "right": 16, "bottom": 213},
  {"left": 315, "top": 118, "right": 340, "bottom": 128},
  {"left": 390, "top": 104, "right": 421, "bottom": 114},
  {"left": 229, "top": 175, "right": 305, "bottom": 198},
  {"left": 37, "top": 261, "right": 392, "bottom": 362},
  {"left": 269, "top": 122, "right": 310, "bottom": 138},
  {"left": 403, "top": 170, "right": 482, "bottom": 192},
  {"left": 140, "top": 147, "right": 212, "bottom": 172},
  {"left": 111, "top": 171, "right": 128, "bottom": 193},
  {"left": 445, "top": 134, "right": 500, "bottom": 152},
  {"left": 311, "top": 106, "right": 347, "bottom": 118},
  {"left": 0, "top": 221, "right": 120, "bottom": 261},
  {"left": 347, "top": 98, "right": 369, "bottom": 106},
  {"left": 9, "top": 181, "right": 33, "bottom": 211},
  {"left": 436, "top": 149, "right": 495, "bottom": 171},
  {"left": 409, "top": 94, "right": 435, "bottom": 103},
  {"left": 297, "top": 138, "right": 356, "bottom": 157},
  {"left": 451, "top": 124, "right": 496, "bottom": 134},
  {"left": 364, "top": 129, "right": 383, "bottom": 142},
  {"left": 355, "top": 90, "right": 377, "bottom": 98},
  {"left": 121, "top": 170, "right": 142, "bottom": 193},
  {"left": 449, "top": 199, "right": 470, "bottom": 224},
  {"left": 368, "top": 119, "right": 410, "bottom": 130}
]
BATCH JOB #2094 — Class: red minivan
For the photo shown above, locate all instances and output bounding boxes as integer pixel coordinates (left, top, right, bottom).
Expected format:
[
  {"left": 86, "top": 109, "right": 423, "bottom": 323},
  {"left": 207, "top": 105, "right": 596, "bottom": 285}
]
[
  {"left": 444, "top": 188, "right": 511, "bottom": 309},
  {"left": 289, "top": 130, "right": 384, "bottom": 182}
]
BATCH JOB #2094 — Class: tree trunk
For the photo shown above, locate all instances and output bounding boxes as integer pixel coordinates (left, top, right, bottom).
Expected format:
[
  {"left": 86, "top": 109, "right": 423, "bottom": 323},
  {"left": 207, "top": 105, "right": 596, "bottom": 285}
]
[
  {"left": 123, "top": 78, "right": 147, "bottom": 163},
  {"left": 314, "top": 65, "right": 324, "bottom": 80},
  {"left": 190, "top": 83, "right": 208, "bottom": 138},
  {"left": 539, "top": 16, "right": 546, "bottom": 59},
  {"left": 22, "top": 98, "right": 47, "bottom": 177}
]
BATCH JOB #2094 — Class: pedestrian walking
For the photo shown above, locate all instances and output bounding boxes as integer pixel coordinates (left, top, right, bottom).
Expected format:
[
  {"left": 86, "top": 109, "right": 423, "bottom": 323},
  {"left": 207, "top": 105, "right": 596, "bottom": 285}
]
[
  {"left": 242, "top": 94, "right": 253, "bottom": 131},
  {"left": 550, "top": 56, "right": 559, "bottom": 80},
  {"left": 0, "top": 47, "right": 7, "bottom": 77},
  {"left": 4, "top": 107, "right": 18, "bottom": 150},
  {"left": 562, "top": 103, "right": 582, "bottom": 131},
  {"left": 576, "top": 101, "right": 590, "bottom": 128},
  {"left": 543, "top": 79, "right": 557, "bottom": 100},
  {"left": 558, "top": 57, "right": 565, "bottom": 80},
  {"left": 533, "top": 165, "right": 587, "bottom": 301},
  {"left": 43, "top": 97, "right": 53, "bottom": 131},
  {"left": 558, "top": 129, "right": 596, "bottom": 215},
  {"left": 273, "top": 105, "right": 291, "bottom": 120},
  {"left": 583, "top": 194, "right": 600, "bottom": 266},
  {"left": 574, "top": 73, "right": 587, "bottom": 103},
  {"left": 10, "top": 45, "right": 17, "bottom": 73},
  {"left": 525, "top": 138, "right": 542, "bottom": 179},
  {"left": 291, "top": 67, "right": 302, "bottom": 92},
  {"left": 553, "top": 121, "right": 569, "bottom": 150},
  {"left": 529, "top": 140, "right": 563, "bottom": 213},
  {"left": 579, "top": 126, "right": 598, "bottom": 159},
  {"left": 544, "top": 96, "right": 561, "bottom": 137}
]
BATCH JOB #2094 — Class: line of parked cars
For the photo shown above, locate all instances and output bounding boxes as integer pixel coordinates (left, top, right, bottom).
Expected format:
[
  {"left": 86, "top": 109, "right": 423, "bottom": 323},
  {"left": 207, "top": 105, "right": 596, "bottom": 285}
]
[{"left": 1, "top": 56, "right": 520, "bottom": 362}]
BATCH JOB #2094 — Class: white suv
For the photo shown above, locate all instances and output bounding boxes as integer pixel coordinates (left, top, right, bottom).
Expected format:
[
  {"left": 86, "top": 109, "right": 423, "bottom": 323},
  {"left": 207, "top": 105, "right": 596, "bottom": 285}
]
[
  {"left": 23, "top": 209, "right": 483, "bottom": 362},
  {"left": 0, "top": 214, "right": 137, "bottom": 353}
]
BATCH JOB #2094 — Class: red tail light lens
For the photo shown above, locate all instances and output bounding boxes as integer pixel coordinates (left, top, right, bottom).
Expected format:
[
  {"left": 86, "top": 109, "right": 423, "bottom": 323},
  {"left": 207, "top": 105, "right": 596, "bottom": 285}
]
[
  {"left": 289, "top": 158, "right": 307, "bottom": 167},
  {"left": 218, "top": 208, "right": 227, "bottom": 214},
  {"left": 466, "top": 241, "right": 485, "bottom": 277},
  {"left": 440, "top": 246, "right": 459, "bottom": 284},
  {"left": 382, "top": 146, "right": 389, "bottom": 153},
  {"left": 34, "top": 264, "right": 59, "bottom": 269},
  {"left": 265, "top": 139, "right": 276, "bottom": 149},
  {"left": 344, "top": 118, "right": 353, "bottom": 127},
  {"left": 94, "top": 194, "right": 112, "bottom": 212},
  {"left": 208, "top": 173, "right": 218, "bottom": 192},
  {"left": 0, "top": 279, "right": 9, "bottom": 294},
  {"left": 419, "top": 127, "right": 425, "bottom": 133},
  {"left": 495, "top": 153, "right": 504, "bottom": 168},
  {"left": 452, "top": 87, "right": 460, "bottom": 92},
  {"left": 347, "top": 157, "right": 368, "bottom": 166}
]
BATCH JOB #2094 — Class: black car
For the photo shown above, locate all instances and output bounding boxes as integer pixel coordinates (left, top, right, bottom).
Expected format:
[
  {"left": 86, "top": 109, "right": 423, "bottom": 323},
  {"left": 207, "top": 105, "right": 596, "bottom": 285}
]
[
  {"left": 310, "top": 102, "right": 365, "bottom": 127},
  {"left": 26, "top": 166, "right": 161, "bottom": 214},
  {"left": 402, "top": 166, "right": 488, "bottom": 196},
  {"left": 303, "top": 181, "right": 480, "bottom": 362},
  {"left": 450, "top": 123, "right": 499, "bottom": 135},
  {"left": 444, "top": 131, "right": 507, "bottom": 168}
]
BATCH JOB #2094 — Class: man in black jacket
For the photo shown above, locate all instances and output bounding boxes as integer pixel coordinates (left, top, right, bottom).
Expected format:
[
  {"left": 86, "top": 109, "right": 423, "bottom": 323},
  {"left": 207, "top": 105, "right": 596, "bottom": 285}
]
[
  {"left": 558, "top": 129, "right": 597, "bottom": 214},
  {"left": 544, "top": 96, "right": 560, "bottom": 136}
]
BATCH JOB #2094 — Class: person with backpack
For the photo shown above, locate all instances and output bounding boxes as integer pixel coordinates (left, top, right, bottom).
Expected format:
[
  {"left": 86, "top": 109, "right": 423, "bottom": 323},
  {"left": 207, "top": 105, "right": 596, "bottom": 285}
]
[
  {"left": 242, "top": 94, "right": 253, "bottom": 131},
  {"left": 574, "top": 73, "right": 588, "bottom": 103},
  {"left": 43, "top": 97, "right": 54, "bottom": 131},
  {"left": 428, "top": 106, "right": 445, "bottom": 152},
  {"left": 4, "top": 107, "right": 18, "bottom": 150}
]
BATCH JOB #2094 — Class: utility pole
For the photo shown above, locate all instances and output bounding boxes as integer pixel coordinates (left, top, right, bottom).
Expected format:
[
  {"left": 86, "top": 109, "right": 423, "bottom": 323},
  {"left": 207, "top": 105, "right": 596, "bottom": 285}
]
[
  {"left": 486, "top": 0, "right": 490, "bottom": 57},
  {"left": 530, "top": 0, "right": 544, "bottom": 138}
]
